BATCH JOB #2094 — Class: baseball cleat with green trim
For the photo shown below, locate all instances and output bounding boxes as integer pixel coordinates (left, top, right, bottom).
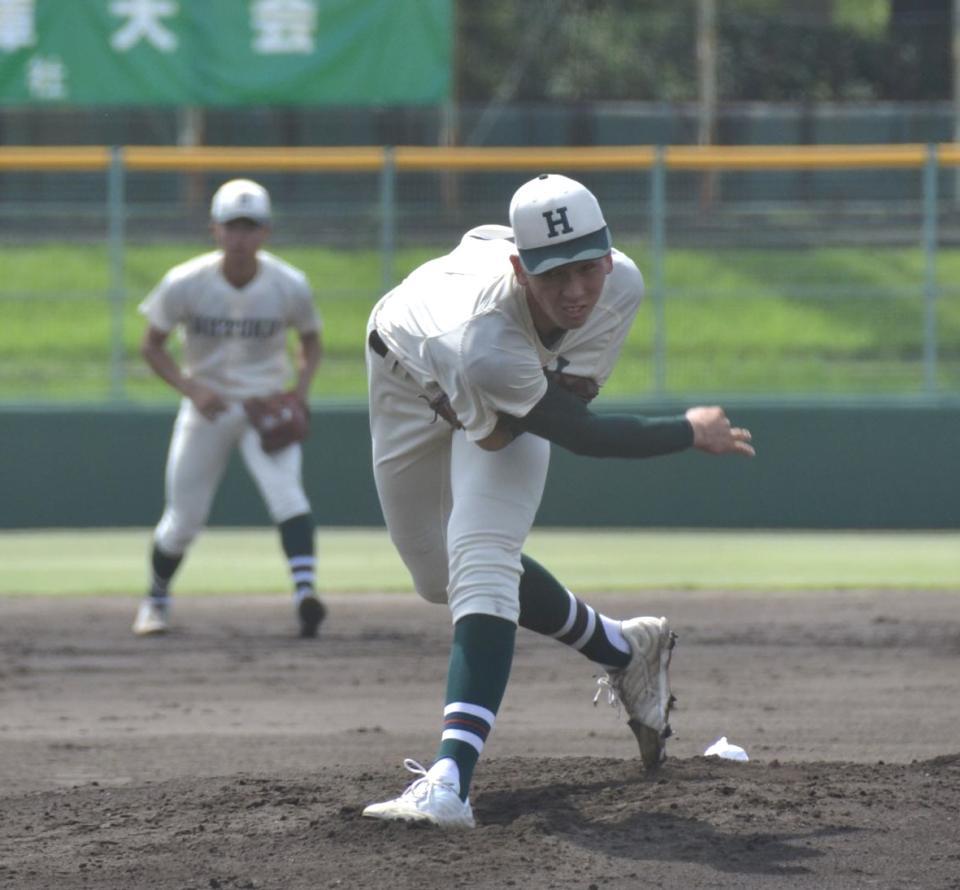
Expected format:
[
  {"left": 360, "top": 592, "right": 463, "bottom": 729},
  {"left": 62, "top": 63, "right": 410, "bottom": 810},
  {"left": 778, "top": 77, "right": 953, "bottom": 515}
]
[
  {"left": 595, "top": 616, "right": 677, "bottom": 769},
  {"left": 362, "top": 759, "right": 476, "bottom": 829}
]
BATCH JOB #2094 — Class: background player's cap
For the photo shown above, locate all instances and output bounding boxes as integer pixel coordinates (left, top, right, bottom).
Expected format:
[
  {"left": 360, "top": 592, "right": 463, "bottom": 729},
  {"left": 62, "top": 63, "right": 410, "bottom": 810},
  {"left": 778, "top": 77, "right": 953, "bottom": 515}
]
[
  {"left": 210, "top": 179, "right": 272, "bottom": 225},
  {"left": 509, "top": 174, "right": 611, "bottom": 275}
]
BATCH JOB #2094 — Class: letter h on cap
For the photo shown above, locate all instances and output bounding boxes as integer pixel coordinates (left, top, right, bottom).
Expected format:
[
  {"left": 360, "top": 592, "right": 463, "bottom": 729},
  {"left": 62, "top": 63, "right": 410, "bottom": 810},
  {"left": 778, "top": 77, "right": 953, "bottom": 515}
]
[{"left": 542, "top": 206, "right": 574, "bottom": 239}]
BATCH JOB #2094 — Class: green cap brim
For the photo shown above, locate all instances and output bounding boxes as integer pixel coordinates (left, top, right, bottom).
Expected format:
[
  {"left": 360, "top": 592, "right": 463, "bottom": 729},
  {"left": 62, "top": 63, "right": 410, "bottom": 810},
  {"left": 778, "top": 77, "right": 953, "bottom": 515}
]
[{"left": 517, "top": 226, "right": 612, "bottom": 275}]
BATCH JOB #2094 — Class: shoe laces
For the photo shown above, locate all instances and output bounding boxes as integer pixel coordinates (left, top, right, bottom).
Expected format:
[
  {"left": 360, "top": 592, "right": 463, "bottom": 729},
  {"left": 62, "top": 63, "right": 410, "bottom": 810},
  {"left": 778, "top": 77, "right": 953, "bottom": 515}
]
[
  {"left": 592, "top": 674, "right": 622, "bottom": 715},
  {"left": 399, "top": 759, "right": 454, "bottom": 802},
  {"left": 401, "top": 758, "right": 428, "bottom": 782}
]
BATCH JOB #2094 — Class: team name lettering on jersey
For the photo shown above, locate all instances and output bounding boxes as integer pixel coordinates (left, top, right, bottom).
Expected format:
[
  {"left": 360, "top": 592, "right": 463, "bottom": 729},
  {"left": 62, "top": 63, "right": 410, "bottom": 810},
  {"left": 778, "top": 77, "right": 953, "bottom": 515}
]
[
  {"left": 190, "top": 316, "right": 283, "bottom": 338},
  {"left": 542, "top": 206, "right": 573, "bottom": 238}
]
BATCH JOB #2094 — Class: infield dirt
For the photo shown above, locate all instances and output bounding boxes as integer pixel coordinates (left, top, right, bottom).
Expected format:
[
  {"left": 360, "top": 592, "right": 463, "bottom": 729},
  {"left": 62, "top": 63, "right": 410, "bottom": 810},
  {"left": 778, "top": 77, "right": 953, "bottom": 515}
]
[{"left": 1, "top": 589, "right": 958, "bottom": 890}]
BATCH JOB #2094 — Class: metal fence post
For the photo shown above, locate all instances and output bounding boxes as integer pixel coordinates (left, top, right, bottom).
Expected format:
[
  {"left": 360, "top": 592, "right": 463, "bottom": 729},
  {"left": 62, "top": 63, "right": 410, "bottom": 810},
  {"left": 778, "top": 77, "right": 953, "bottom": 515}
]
[
  {"left": 922, "top": 143, "right": 939, "bottom": 394},
  {"left": 380, "top": 146, "right": 396, "bottom": 294},
  {"left": 651, "top": 146, "right": 667, "bottom": 396},
  {"left": 107, "top": 146, "right": 126, "bottom": 401}
]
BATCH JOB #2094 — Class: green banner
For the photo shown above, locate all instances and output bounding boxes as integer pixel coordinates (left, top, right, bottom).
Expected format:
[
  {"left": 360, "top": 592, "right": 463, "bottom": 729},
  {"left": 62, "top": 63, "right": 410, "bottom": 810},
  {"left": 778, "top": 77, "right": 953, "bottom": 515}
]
[{"left": 0, "top": 0, "right": 451, "bottom": 105}]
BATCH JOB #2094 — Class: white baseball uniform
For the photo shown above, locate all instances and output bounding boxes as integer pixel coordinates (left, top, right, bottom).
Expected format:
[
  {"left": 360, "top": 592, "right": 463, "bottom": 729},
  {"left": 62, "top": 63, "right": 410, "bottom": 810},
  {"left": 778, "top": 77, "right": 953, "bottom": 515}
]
[
  {"left": 141, "top": 249, "right": 321, "bottom": 555},
  {"left": 367, "top": 225, "right": 643, "bottom": 623}
]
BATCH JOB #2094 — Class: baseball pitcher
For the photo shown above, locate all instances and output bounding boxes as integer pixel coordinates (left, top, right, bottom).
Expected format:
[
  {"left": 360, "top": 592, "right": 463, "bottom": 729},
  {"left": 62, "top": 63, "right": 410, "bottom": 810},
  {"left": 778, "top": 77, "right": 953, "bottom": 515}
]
[
  {"left": 132, "top": 179, "right": 325, "bottom": 639},
  {"left": 362, "top": 174, "right": 754, "bottom": 828}
]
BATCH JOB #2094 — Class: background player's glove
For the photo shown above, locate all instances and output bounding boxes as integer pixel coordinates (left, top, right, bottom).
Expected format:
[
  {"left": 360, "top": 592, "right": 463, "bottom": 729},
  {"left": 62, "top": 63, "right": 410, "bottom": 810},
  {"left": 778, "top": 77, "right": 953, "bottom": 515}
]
[
  {"left": 243, "top": 391, "right": 310, "bottom": 453},
  {"left": 543, "top": 369, "right": 600, "bottom": 403}
]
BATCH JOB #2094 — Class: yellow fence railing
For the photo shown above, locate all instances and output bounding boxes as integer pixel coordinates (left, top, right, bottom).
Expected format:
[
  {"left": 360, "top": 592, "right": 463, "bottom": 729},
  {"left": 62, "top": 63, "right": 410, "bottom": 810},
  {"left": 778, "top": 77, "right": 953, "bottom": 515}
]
[
  {"left": 0, "top": 143, "right": 958, "bottom": 173},
  {"left": 0, "top": 141, "right": 954, "bottom": 404}
]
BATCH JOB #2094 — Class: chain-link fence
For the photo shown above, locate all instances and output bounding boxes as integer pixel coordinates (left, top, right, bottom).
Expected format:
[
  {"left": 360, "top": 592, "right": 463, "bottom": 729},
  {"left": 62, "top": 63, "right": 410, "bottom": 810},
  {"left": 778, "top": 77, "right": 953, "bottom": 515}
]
[{"left": 1, "top": 144, "right": 957, "bottom": 403}]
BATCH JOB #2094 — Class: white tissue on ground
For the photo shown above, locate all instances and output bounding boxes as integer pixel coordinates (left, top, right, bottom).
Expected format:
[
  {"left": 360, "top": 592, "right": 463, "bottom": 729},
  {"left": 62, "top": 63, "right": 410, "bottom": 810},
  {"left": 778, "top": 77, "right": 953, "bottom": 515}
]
[{"left": 704, "top": 736, "right": 749, "bottom": 761}]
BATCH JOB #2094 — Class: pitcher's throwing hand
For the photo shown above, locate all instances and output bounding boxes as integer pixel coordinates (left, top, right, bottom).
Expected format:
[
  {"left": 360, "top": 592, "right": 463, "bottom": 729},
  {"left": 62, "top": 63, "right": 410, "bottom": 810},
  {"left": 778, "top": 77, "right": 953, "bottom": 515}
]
[{"left": 686, "top": 406, "right": 756, "bottom": 457}]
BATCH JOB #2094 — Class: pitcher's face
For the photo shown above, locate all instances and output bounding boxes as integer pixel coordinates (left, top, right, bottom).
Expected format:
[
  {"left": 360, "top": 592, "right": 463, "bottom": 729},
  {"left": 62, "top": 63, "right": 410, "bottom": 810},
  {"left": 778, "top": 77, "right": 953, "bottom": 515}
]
[{"left": 512, "top": 253, "right": 612, "bottom": 338}]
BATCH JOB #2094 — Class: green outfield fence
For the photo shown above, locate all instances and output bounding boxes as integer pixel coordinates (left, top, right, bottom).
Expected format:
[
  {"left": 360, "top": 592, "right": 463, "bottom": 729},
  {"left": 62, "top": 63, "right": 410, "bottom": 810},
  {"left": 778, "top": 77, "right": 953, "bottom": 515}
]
[{"left": 1, "top": 143, "right": 959, "bottom": 402}]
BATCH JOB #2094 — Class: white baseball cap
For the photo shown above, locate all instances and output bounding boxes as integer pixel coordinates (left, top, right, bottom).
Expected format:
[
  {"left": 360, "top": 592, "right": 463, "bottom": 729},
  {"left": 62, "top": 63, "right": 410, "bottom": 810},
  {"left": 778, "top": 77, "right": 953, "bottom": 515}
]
[
  {"left": 210, "top": 179, "right": 271, "bottom": 224},
  {"left": 509, "top": 174, "right": 611, "bottom": 275}
]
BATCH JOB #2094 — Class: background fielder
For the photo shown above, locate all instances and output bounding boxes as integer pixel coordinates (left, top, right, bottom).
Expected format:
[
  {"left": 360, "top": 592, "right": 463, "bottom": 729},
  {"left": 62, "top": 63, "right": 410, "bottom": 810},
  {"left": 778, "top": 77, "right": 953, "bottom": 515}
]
[
  {"left": 361, "top": 174, "right": 754, "bottom": 829},
  {"left": 132, "top": 178, "right": 326, "bottom": 639}
]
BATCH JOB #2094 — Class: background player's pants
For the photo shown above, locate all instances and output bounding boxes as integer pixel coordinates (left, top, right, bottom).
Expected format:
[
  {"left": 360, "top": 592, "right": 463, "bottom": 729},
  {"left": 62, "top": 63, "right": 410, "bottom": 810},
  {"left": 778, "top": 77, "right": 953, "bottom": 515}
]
[
  {"left": 367, "top": 336, "right": 549, "bottom": 624},
  {"left": 154, "top": 399, "right": 311, "bottom": 555}
]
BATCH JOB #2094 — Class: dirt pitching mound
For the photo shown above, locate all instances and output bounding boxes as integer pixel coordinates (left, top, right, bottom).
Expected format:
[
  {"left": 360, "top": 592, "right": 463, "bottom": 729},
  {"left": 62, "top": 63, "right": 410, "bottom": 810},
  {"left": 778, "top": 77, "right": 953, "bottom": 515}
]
[
  {"left": 3, "top": 754, "right": 959, "bottom": 889},
  {"left": 1, "top": 590, "right": 958, "bottom": 889}
]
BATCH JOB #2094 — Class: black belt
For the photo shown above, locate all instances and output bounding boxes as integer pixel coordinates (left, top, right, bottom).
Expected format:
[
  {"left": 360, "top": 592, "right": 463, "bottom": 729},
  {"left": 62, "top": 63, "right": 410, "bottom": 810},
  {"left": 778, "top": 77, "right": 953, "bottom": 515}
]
[{"left": 368, "top": 329, "right": 388, "bottom": 358}]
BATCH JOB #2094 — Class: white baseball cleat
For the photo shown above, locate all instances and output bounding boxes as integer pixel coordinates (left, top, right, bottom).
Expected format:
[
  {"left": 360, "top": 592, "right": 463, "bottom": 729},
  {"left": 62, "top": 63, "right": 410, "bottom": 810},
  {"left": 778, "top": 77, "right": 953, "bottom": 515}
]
[
  {"left": 362, "top": 759, "right": 476, "bottom": 829},
  {"left": 595, "top": 616, "right": 677, "bottom": 769},
  {"left": 132, "top": 598, "right": 170, "bottom": 636}
]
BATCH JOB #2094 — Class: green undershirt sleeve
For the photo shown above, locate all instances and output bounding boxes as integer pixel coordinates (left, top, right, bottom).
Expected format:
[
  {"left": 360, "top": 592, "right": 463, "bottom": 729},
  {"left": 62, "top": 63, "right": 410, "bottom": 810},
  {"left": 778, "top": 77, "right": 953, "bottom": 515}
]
[{"left": 504, "top": 378, "right": 694, "bottom": 459}]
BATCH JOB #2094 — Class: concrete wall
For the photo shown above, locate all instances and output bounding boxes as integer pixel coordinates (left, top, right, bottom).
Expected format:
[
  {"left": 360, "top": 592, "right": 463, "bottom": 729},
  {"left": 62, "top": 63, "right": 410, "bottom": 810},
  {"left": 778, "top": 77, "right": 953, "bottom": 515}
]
[{"left": 2, "top": 402, "right": 957, "bottom": 529}]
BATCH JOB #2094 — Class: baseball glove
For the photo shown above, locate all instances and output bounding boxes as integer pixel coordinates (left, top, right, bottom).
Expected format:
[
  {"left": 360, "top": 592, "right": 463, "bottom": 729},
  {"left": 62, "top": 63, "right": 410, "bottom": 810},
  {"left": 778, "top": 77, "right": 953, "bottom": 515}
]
[
  {"left": 243, "top": 392, "right": 309, "bottom": 453},
  {"left": 423, "top": 392, "right": 464, "bottom": 430},
  {"left": 544, "top": 369, "right": 600, "bottom": 403}
]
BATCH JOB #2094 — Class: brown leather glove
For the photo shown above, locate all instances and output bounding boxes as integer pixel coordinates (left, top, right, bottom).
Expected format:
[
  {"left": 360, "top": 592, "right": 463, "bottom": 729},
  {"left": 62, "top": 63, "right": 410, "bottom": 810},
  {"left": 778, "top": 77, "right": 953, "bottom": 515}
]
[
  {"left": 243, "top": 392, "right": 310, "bottom": 453},
  {"left": 425, "top": 392, "right": 464, "bottom": 430},
  {"left": 544, "top": 369, "right": 600, "bottom": 403}
]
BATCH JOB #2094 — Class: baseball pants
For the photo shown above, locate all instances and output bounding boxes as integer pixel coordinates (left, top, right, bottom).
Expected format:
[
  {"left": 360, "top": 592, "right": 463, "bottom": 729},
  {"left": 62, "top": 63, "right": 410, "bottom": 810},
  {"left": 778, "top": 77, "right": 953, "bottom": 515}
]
[
  {"left": 154, "top": 398, "right": 311, "bottom": 555},
  {"left": 367, "top": 333, "right": 550, "bottom": 625}
]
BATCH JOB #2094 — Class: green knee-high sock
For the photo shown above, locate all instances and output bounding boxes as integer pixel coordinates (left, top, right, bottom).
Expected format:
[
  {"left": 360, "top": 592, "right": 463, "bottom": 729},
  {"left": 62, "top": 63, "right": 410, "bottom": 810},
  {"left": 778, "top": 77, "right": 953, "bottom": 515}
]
[
  {"left": 148, "top": 544, "right": 183, "bottom": 600},
  {"left": 436, "top": 613, "right": 516, "bottom": 800},
  {"left": 278, "top": 513, "right": 316, "bottom": 599},
  {"left": 518, "top": 553, "right": 630, "bottom": 669}
]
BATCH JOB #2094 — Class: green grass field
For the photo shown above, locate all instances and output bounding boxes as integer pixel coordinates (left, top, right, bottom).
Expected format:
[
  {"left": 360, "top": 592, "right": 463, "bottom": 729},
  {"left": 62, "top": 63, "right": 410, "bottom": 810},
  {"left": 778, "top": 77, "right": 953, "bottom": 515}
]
[
  {"left": 0, "top": 528, "right": 957, "bottom": 596},
  {"left": 2, "top": 242, "right": 959, "bottom": 400}
]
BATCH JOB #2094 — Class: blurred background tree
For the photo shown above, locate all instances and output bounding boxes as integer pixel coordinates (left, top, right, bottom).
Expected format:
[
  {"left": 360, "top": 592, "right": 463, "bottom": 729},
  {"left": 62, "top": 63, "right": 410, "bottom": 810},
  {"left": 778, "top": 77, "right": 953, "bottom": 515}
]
[
  {"left": 455, "top": 0, "right": 952, "bottom": 103},
  {"left": 1, "top": 0, "right": 957, "bottom": 147}
]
